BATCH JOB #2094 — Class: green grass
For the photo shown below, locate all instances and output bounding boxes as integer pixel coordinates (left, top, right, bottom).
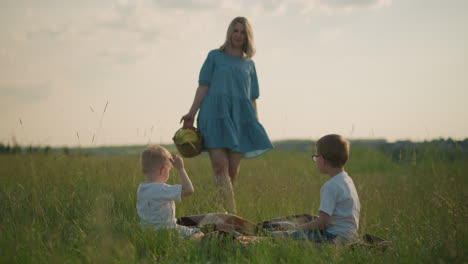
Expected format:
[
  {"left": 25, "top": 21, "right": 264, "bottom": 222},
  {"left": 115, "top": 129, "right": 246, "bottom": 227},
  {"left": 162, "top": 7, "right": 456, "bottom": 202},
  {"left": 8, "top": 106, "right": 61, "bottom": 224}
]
[{"left": 0, "top": 148, "right": 466, "bottom": 263}]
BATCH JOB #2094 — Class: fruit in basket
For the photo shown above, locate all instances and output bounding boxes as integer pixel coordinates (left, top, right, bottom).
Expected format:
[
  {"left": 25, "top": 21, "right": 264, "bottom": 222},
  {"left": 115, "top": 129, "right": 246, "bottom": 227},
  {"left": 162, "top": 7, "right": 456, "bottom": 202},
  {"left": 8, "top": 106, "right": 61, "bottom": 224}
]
[{"left": 174, "top": 128, "right": 200, "bottom": 149}]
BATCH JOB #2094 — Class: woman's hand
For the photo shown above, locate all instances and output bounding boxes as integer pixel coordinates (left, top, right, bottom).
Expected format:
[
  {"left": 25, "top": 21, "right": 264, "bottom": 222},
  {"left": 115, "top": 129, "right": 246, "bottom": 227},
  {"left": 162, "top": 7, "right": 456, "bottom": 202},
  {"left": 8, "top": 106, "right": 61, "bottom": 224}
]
[{"left": 180, "top": 112, "right": 195, "bottom": 129}]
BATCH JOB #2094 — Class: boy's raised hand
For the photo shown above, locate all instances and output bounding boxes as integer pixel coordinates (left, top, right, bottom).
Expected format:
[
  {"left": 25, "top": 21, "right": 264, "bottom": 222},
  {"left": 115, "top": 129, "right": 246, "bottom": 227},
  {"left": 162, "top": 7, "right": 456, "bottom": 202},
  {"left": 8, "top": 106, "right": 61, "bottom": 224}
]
[
  {"left": 170, "top": 154, "right": 185, "bottom": 170},
  {"left": 171, "top": 154, "right": 194, "bottom": 197}
]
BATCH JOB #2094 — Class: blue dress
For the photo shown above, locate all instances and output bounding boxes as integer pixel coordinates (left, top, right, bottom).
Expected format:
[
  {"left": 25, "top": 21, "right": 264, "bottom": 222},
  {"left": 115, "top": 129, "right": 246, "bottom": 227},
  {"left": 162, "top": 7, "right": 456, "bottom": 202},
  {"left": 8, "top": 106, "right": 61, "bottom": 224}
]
[{"left": 197, "top": 49, "right": 273, "bottom": 158}]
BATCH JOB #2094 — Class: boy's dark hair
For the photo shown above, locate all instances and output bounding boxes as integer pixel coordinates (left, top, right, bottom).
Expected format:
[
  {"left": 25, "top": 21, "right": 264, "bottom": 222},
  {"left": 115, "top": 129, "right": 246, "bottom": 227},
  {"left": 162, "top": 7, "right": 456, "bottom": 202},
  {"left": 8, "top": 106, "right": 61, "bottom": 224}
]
[{"left": 316, "top": 134, "right": 350, "bottom": 168}]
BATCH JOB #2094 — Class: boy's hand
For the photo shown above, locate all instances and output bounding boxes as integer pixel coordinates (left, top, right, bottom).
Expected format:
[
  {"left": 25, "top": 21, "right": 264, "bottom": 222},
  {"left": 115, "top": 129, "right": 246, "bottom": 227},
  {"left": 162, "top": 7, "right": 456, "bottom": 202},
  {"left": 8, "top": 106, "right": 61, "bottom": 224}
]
[
  {"left": 170, "top": 154, "right": 184, "bottom": 170},
  {"left": 172, "top": 154, "right": 194, "bottom": 197}
]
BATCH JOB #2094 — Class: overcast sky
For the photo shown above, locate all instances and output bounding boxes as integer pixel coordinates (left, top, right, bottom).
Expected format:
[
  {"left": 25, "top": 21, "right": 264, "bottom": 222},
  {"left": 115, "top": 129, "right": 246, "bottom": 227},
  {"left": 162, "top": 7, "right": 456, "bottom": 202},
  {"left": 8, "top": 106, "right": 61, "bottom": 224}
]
[{"left": 1, "top": 0, "right": 467, "bottom": 147}]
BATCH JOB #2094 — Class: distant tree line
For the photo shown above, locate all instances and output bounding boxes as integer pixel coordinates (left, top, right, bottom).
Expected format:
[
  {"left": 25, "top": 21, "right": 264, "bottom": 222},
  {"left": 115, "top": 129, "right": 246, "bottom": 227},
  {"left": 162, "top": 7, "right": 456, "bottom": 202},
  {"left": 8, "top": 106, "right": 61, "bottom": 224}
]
[
  {"left": 272, "top": 138, "right": 468, "bottom": 162},
  {"left": 379, "top": 138, "right": 468, "bottom": 162},
  {"left": 0, "top": 144, "right": 54, "bottom": 155},
  {"left": 1, "top": 138, "right": 467, "bottom": 161}
]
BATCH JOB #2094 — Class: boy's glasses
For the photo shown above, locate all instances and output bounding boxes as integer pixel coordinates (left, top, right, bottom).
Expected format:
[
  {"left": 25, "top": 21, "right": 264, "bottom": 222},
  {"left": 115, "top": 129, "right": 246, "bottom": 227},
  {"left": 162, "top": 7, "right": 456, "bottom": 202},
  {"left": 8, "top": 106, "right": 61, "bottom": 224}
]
[{"left": 311, "top": 155, "right": 321, "bottom": 162}]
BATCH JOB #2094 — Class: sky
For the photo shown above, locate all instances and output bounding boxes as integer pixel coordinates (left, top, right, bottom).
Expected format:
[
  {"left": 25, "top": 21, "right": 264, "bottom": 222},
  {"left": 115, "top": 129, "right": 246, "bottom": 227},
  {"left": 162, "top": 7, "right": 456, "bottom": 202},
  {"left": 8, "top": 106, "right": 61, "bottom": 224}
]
[{"left": 1, "top": 0, "right": 467, "bottom": 147}]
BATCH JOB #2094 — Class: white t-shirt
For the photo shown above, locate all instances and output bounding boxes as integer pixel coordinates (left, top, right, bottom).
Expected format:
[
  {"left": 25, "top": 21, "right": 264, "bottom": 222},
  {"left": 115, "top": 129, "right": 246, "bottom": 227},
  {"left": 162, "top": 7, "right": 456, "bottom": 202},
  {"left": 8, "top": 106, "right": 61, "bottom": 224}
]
[
  {"left": 319, "top": 171, "right": 360, "bottom": 242},
  {"left": 136, "top": 182, "right": 182, "bottom": 229}
]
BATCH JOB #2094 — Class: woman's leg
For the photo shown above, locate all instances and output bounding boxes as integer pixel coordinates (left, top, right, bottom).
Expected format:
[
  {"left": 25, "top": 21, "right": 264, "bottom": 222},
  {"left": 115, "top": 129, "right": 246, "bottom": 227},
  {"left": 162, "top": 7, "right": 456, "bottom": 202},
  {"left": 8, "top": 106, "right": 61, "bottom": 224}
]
[
  {"left": 227, "top": 151, "right": 242, "bottom": 185},
  {"left": 208, "top": 148, "right": 236, "bottom": 213}
]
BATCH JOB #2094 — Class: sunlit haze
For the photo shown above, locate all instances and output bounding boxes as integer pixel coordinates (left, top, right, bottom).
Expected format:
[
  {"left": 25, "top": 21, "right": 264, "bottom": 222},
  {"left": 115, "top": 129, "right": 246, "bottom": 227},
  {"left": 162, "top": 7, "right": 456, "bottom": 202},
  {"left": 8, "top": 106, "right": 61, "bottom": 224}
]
[{"left": 1, "top": 0, "right": 467, "bottom": 147}]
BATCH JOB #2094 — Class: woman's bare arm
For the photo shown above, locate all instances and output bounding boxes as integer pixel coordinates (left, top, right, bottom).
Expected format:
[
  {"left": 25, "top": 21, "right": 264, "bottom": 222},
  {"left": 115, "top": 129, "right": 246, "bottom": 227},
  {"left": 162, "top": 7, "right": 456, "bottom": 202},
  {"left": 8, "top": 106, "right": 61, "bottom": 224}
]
[{"left": 181, "top": 85, "right": 209, "bottom": 128}]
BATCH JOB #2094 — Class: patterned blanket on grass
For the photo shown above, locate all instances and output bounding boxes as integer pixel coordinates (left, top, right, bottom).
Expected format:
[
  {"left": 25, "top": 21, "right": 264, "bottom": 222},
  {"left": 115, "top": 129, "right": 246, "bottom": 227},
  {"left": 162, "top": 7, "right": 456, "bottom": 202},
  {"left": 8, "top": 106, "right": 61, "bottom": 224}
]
[{"left": 177, "top": 213, "right": 388, "bottom": 248}]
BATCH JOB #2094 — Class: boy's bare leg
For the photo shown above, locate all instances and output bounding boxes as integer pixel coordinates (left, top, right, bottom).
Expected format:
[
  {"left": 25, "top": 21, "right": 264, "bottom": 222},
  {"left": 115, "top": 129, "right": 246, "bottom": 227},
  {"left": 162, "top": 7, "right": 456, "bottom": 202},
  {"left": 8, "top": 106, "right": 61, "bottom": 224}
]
[
  {"left": 189, "top": 232, "right": 205, "bottom": 241},
  {"left": 209, "top": 148, "right": 237, "bottom": 214}
]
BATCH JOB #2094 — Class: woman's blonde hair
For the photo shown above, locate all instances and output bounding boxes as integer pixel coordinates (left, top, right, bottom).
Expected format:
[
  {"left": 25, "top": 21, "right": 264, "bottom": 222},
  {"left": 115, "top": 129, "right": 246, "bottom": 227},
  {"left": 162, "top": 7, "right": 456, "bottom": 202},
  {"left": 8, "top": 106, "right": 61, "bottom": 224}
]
[{"left": 219, "top": 17, "right": 256, "bottom": 59}]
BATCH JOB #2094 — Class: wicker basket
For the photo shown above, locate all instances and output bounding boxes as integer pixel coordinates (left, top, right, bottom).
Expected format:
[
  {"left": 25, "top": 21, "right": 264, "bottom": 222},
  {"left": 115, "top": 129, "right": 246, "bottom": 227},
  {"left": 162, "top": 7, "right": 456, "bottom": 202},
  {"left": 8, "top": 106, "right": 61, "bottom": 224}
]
[{"left": 172, "top": 127, "right": 204, "bottom": 158}]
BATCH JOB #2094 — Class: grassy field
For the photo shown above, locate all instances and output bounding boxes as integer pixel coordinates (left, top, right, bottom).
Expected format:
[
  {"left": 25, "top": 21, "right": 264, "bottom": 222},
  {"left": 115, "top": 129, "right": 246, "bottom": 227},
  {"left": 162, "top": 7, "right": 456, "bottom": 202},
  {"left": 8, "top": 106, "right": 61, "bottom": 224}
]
[{"left": 0, "top": 147, "right": 466, "bottom": 263}]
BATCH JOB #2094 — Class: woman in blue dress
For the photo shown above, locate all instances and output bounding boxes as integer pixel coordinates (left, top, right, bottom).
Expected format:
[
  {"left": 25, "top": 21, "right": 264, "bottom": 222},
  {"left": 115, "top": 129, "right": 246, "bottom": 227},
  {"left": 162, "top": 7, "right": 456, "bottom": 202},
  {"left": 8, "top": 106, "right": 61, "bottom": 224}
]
[{"left": 180, "top": 17, "right": 273, "bottom": 213}]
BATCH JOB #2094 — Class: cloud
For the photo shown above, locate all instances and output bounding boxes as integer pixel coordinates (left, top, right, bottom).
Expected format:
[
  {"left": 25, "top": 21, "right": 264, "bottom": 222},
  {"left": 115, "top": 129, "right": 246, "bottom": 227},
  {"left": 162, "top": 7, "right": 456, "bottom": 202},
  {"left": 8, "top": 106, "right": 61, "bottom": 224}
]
[
  {"left": 318, "top": 28, "right": 343, "bottom": 43},
  {"left": 94, "top": 0, "right": 290, "bottom": 38},
  {"left": 97, "top": 46, "right": 147, "bottom": 65},
  {"left": 0, "top": 48, "right": 15, "bottom": 67},
  {"left": 12, "top": 0, "right": 392, "bottom": 69},
  {"left": 296, "top": 0, "right": 392, "bottom": 14},
  {"left": 0, "top": 82, "right": 52, "bottom": 103},
  {"left": 148, "top": 0, "right": 287, "bottom": 13},
  {"left": 94, "top": 1, "right": 187, "bottom": 41},
  {"left": 318, "top": 0, "right": 391, "bottom": 8},
  {"left": 151, "top": 0, "right": 222, "bottom": 10},
  {"left": 20, "top": 0, "right": 392, "bottom": 44},
  {"left": 146, "top": 0, "right": 391, "bottom": 15},
  {"left": 25, "top": 23, "right": 73, "bottom": 39}
]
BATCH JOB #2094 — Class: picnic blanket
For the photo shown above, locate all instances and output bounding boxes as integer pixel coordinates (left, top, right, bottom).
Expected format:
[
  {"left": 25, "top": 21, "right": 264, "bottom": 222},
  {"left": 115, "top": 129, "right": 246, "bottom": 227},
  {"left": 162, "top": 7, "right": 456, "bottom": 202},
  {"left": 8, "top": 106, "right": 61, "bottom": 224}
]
[{"left": 177, "top": 213, "right": 388, "bottom": 249}]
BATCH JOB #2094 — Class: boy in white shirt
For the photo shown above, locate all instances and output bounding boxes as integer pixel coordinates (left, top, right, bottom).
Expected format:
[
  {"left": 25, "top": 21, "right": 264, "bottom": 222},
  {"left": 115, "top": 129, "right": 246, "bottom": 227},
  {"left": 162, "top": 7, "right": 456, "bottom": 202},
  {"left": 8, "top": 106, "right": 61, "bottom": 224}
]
[
  {"left": 136, "top": 145, "right": 204, "bottom": 239},
  {"left": 281, "top": 134, "right": 360, "bottom": 245}
]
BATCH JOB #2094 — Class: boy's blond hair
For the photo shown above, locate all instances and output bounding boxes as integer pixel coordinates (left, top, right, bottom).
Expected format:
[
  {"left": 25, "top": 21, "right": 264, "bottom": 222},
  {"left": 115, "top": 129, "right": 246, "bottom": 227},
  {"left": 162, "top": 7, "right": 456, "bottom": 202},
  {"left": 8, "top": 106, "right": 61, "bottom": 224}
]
[
  {"left": 141, "top": 145, "right": 171, "bottom": 174},
  {"left": 316, "top": 134, "right": 350, "bottom": 168}
]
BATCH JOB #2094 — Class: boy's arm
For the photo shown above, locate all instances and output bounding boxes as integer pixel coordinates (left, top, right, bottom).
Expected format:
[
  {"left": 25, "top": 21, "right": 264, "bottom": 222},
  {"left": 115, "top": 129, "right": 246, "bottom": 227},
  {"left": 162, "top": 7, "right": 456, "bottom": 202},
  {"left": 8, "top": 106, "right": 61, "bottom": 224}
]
[
  {"left": 177, "top": 168, "right": 195, "bottom": 197},
  {"left": 171, "top": 154, "right": 195, "bottom": 197},
  {"left": 301, "top": 183, "right": 335, "bottom": 230},
  {"left": 297, "top": 211, "right": 331, "bottom": 230}
]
